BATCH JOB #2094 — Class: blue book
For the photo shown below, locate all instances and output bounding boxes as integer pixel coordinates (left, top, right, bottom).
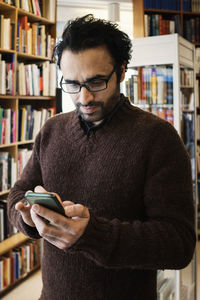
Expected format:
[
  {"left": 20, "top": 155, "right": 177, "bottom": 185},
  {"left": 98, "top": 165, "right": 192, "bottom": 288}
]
[
  {"left": 183, "top": 0, "right": 191, "bottom": 11},
  {"left": 155, "top": 0, "right": 160, "bottom": 9},
  {"left": 144, "top": 0, "right": 148, "bottom": 9}
]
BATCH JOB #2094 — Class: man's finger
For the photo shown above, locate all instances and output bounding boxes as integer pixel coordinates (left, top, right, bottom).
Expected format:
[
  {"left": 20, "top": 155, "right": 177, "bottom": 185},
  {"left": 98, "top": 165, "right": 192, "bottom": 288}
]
[
  {"left": 65, "top": 204, "right": 89, "bottom": 218},
  {"left": 63, "top": 201, "right": 74, "bottom": 207},
  {"left": 31, "top": 204, "right": 71, "bottom": 226}
]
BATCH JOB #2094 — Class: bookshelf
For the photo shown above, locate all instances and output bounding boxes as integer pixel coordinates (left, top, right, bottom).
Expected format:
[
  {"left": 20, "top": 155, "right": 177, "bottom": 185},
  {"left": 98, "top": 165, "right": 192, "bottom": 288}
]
[
  {"left": 0, "top": 0, "right": 56, "bottom": 295},
  {"left": 124, "top": 33, "right": 197, "bottom": 300},
  {"left": 133, "top": 0, "right": 200, "bottom": 42}
]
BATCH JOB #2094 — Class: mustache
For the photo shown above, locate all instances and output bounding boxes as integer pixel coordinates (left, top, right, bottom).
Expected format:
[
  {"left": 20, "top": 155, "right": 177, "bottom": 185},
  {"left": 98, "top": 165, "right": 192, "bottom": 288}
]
[{"left": 76, "top": 101, "right": 103, "bottom": 109}]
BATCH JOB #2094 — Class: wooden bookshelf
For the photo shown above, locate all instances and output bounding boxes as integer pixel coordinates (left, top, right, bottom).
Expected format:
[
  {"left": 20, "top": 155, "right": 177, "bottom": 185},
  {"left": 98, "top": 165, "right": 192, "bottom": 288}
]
[
  {"left": 0, "top": 233, "right": 29, "bottom": 257},
  {"left": 132, "top": 0, "right": 200, "bottom": 43},
  {"left": 0, "top": 0, "right": 57, "bottom": 295}
]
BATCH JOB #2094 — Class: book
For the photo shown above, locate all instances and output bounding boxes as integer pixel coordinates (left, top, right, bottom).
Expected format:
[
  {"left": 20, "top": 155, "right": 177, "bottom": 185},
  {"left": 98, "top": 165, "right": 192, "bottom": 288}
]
[
  {"left": 44, "top": 0, "right": 56, "bottom": 22},
  {"left": 0, "top": 152, "right": 9, "bottom": 191},
  {"left": 0, "top": 14, "right": 4, "bottom": 48}
]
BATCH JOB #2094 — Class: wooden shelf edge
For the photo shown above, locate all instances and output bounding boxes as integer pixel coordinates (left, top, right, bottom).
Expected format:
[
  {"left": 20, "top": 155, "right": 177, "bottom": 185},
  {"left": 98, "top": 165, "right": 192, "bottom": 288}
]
[
  {"left": 0, "top": 189, "right": 10, "bottom": 196},
  {"left": 0, "top": 140, "right": 34, "bottom": 148},
  {"left": 17, "top": 8, "right": 55, "bottom": 25},
  {"left": 144, "top": 8, "right": 181, "bottom": 14},
  {"left": 18, "top": 96, "right": 55, "bottom": 100},
  {"left": 0, "top": 233, "right": 29, "bottom": 256},
  {"left": 0, "top": 48, "right": 15, "bottom": 53},
  {"left": 0, "top": 2, "right": 15, "bottom": 10},
  {"left": 17, "top": 52, "right": 51, "bottom": 61},
  {"left": 0, "top": 95, "right": 15, "bottom": 99},
  {"left": 0, "top": 95, "right": 55, "bottom": 100},
  {"left": 183, "top": 11, "right": 200, "bottom": 15}
]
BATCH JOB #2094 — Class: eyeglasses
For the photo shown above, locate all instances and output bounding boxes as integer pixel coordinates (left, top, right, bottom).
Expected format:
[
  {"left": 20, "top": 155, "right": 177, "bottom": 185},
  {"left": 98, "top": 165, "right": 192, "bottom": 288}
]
[{"left": 60, "top": 66, "right": 116, "bottom": 94}]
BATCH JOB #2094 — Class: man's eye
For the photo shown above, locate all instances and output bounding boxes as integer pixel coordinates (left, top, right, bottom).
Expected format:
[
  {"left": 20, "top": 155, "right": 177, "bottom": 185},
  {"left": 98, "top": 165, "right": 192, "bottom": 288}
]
[
  {"left": 67, "top": 83, "right": 79, "bottom": 88},
  {"left": 89, "top": 80, "right": 104, "bottom": 86}
]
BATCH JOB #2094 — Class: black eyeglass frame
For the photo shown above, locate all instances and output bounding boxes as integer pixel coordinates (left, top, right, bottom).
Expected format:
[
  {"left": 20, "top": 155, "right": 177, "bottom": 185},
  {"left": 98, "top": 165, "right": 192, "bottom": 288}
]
[{"left": 60, "top": 66, "right": 116, "bottom": 94}]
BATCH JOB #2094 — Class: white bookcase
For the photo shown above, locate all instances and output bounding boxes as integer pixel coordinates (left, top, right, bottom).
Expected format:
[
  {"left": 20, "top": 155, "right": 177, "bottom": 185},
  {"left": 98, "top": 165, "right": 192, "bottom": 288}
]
[{"left": 124, "top": 33, "right": 197, "bottom": 300}]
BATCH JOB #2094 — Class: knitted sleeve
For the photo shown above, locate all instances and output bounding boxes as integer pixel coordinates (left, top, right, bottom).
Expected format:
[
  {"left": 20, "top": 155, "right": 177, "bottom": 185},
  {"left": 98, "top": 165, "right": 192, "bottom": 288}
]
[
  {"left": 68, "top": 122, "right": 196, "bottom": 270},
  {"left": 7, "top": 132, "right": 43, "bottom": 239}
]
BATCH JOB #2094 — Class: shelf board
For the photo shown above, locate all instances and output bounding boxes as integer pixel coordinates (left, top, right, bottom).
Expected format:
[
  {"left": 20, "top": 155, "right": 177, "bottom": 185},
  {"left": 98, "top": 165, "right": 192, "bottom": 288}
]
[
  {"left": 0, "top": 140, "right": 34, "bottom": 148},
  {"left": 0, "top": 48, "right": 15, "bottom": 53},
  {"left": 0, "top": 142, "right": 18, "bottom": 148},
  {"left": 0, "top": 233, "right": 29, "bottom": 256},
  {"left": 183, "top": 11, "right": 200, "bottom": 16},
  {"left": 17, "top": 140, "right": 34, "bottom": 145},
  {"left": 180, "top": 85, "right": 194, "bottom": 89},
  {"left": 17, "top": 8, "right": 55, "bottom": 25},
  {"left": 0, "top": 95, "right": 16, "bottom": 99},
  {"left": 134, "top": 103, "right": 173, "bottom": 108},
  {"left": 0, "top": 190, "right": 10, "bottom": 196},
  {"left": 18, "top": 95, "right": 54, "bottom": 100},
  {"left": 144, "top": 8, "right": 181, "bottom": 14},
  {"left": 0, "top": 2, "right": 15, "bottom": 11},
  {"left": 0, "top": 95, "right": 55, "bottom": 100},
  {"left": 17, "top": 52, "right": 50, "bottom": 61}
]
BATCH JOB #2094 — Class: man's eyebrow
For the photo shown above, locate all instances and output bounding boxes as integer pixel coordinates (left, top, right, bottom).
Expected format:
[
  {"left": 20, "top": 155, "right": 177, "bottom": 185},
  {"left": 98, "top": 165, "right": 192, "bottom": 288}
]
[
  {"left": 86, "top": 74, "right": 107, "bottom": 81},
  {"left": 63, "top": 79, "right": 79, "bottom": 84},
  {"left": 63, "top": 74, "right": 107, "bottom": 84}
]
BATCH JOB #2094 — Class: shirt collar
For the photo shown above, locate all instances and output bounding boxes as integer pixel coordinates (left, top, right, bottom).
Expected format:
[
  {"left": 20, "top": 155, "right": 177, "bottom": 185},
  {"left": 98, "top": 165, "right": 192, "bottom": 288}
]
[{"left": 78, "top": 94, "right": 126, "bottom": 136}]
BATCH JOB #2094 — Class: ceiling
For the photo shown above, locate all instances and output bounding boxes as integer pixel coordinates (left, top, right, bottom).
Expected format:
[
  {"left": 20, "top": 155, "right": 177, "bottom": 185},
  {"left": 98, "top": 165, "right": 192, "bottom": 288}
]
[{"left": 57, "top": 0, "right": 133, "bottom": 10}]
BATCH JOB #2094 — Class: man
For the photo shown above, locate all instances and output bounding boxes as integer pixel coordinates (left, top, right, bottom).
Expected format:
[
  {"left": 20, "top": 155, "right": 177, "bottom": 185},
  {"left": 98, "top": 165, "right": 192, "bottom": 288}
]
[{"left": 7, "top": 15, "right": 196, "bottom": 300}]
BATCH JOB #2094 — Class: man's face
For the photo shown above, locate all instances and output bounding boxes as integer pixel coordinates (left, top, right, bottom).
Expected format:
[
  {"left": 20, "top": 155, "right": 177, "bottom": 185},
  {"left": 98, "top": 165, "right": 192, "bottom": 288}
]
[{"left": 60, "top": 46, "right": 125, "bottom": 125}]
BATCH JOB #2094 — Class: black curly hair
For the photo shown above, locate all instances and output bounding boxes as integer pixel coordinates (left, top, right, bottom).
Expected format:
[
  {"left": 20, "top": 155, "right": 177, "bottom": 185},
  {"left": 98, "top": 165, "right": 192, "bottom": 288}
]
[{"left": 54, "top": 14, "right": 132, "bottom": 82}]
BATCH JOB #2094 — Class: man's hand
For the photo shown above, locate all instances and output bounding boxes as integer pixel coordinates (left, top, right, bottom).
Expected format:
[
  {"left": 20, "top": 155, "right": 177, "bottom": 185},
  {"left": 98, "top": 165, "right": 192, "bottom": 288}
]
[
  {"left": 15, "top": 185, "right": 48, "bottom": 227},
  {"left": 29, "top": 186, "right": 90, "bottom": 250},
  {"left": 15, "top": 193, "right": 35, "bottom": 227}
]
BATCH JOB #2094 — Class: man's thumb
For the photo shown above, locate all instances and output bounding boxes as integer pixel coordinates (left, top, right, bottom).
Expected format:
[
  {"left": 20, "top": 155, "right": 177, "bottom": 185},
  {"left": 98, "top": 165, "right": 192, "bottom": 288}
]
[{"left": 34, "top": 185, "right": 48, "bottom": 193}]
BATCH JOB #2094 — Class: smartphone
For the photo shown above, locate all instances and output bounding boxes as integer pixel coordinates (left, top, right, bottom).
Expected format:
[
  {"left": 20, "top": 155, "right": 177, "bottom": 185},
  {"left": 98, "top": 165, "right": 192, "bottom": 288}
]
[{"left": 25, "top": 191, "right": 66, "bottom": 216}]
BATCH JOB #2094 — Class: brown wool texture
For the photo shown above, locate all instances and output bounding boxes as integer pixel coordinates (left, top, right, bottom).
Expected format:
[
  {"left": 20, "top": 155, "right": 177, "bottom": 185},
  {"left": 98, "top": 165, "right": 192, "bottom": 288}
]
[{"left": 7, "top": 96, "right": 196, "bottom": 300}]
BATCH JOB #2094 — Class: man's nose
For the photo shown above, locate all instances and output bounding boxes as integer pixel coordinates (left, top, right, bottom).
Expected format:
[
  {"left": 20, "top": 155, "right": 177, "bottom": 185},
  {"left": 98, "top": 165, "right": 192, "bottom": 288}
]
[{"left": 78, "top": 86, "right": 94, "bottom": 105}]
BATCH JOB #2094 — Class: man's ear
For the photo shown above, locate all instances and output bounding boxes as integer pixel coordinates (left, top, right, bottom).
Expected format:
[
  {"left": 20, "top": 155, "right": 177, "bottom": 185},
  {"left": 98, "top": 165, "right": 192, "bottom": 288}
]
[{"left": 120, "top": 64, "right": 126, "bottom": 82}]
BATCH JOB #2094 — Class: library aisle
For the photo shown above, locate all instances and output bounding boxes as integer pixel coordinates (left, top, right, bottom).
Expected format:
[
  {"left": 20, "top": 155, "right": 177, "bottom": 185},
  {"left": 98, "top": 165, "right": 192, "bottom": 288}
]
[{"left": 1, "top": 270, "right": 42, "bottom": 300}]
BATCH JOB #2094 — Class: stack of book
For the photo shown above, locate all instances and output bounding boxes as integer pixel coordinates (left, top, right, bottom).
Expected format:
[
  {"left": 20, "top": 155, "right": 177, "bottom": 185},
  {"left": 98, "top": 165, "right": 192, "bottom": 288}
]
[
  {"left": 0, "top": 239, "right": 41, "bottom": 292},
  {"left": 0, "top": 151, "right": 16, "bottom": 192},
  {"left": 15, "top": 0, "right": 56, "bottom": 21},
  {"left": 17, "top": 16, "right": 55, "bottom": 58},
  {"left": 18, "top": 105, "right": 56, "bottom": 142},
  {"left": 125, "top": 65, "right": 173, "bottom": 106},
  {"left": 17, "top": 61, "right": 56, "bottom": 96},
  {"left": 0, "top": 54, "right": 14, "bottom": 95},
  {"left": 144, "top": 0, "right": 180, "bottom": 10},
  {"left": 144, "top": 14, "right": 181, "bottom": 37},
  {"left": 0, "top": 200, "right": 17, "bottom": 242},
  {"left": 0, "top": 107, "right": 17, "bottom": 145},
  {"left": 183, "top": 18, "right": 200, "bottom": 43},
  {"left": 0, "top": 15, "right": 15, "bottom": 50}
]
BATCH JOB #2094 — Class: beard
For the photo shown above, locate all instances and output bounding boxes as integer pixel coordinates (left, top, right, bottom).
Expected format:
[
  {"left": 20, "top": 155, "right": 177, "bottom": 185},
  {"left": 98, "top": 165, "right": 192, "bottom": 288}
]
[{"left": 76, "top": 85, "right": 121, "bottom": 124}]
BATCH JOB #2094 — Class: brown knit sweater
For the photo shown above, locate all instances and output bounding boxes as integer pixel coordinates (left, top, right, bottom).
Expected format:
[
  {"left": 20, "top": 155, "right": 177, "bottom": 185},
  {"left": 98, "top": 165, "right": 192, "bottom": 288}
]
[{"left": 7, "top": 96, "right": 196, "bottom": 300}]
